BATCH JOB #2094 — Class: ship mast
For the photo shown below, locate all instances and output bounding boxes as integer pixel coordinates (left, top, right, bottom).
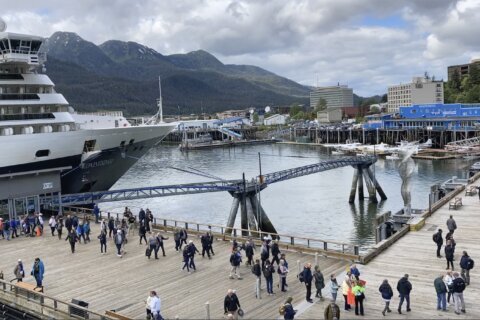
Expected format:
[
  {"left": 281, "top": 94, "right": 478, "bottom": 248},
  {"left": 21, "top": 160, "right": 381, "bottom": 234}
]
[{"left": 156, "top": 76, "right": 163, "bottom": 123}]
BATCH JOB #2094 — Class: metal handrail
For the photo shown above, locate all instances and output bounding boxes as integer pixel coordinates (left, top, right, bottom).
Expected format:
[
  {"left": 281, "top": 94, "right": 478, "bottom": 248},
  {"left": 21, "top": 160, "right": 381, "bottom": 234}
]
[
  {"left": 62, "top": 206, "right": 361, "bottom": 256},
  {"left": 0, "top": 278, "right": 115, "bottom": 320}
]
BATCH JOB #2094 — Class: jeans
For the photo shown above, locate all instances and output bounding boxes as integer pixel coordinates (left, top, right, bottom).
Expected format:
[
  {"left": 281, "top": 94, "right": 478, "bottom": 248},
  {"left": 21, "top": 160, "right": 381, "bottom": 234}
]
[
  {"left": 343, "top": 294, "right": 351, "bottom": 310},
  {"left": 332, "top": 291, "right": 337, "bottom": 302},
  {"left": 437, "top": 244, "right": 442, "bottom": 257},
  {"left": 280, "top": 277, "right": 286, "bottom": 291},
  {"left": 383, "top": 301, "right": 391, "bottom": 313},
  {"left": 398, "top": 294, "right": 410, "bottom": 311},
  {"left": 437, "top": 292, "right": 446, "bottom": 310},
  {"left": 266, "top": 277, "right": 273, "bottom": 293},
  {"left": 101, "top": 242, "right": 107, "bottom": 253},
  {"left": 461, "top": 268, "right": 470, "bottom": 285},
  {"left": 189, "top": 256, "right": 196, "bottom": 270},
  {"left": 447, "top": 259, "right": 454, "bottom": 270},
  {"left": 453, "top": 292, "right": 465, "bottom": 313},
  {"left": 34, "top": 276, "right": 42, "bottom": 288},
  {"left": 182, "top": 258, "right": 190, "bottom": 272}
]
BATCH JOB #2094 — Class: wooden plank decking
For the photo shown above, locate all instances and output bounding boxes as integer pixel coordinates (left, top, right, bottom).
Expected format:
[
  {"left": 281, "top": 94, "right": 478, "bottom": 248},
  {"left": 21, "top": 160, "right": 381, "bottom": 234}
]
[
  {"left": 298, "top": 183, "right": 480, "bottom": 319},
  {"left": 0, "top": 223, "right": 347, "bottom": 319}
]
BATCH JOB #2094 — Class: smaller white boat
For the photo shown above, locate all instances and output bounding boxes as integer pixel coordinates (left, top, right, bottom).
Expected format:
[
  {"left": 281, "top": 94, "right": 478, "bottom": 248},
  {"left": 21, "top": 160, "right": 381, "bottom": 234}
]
[
  {"left": 331, "top": 149, "right": 346, "bottom": 155},
  {"left": 386, "top": 152, "right": 400, "bottom": 160}
]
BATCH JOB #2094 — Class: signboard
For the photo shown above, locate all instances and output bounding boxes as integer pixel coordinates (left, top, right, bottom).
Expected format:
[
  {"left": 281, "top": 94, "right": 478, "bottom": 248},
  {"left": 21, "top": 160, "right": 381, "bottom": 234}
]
[{"left": 43, "top": 182, "right": 53, "bottom": 190}]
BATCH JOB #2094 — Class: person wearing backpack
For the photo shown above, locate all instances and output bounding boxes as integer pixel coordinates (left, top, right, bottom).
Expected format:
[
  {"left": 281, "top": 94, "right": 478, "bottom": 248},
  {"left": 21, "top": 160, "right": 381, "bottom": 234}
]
[
  {"left": 434, "top": 274, "right": 447, "bottom": 311},
  {"left": 263, "top": 259, "right": 275, "bottom": 295},
  {"left": 460, "top": 251, "right": 474, "bottom": 285},
  {"left": 229, "top": 247, "right": 242, "bottom": 279},
  {"left": 396, "top": 274, "right": 412, "bottom": 314},
  {"left": 283, "top": 296, "right": 296, "bottom": 320},
  {"left": 271, "top": 240, "right": 281, "bottom": 266},
  {"left": 445, "top": 240, "right": 455, "bottom": 270},
  {"left": 432, "top": 228, "right": 443, "bottom": 258},
  {"left": 279, "top": 259, "right": 289, "bottom": 292},
  {"left": 452, "top": 272, "right": 466, "bottom": 314}
]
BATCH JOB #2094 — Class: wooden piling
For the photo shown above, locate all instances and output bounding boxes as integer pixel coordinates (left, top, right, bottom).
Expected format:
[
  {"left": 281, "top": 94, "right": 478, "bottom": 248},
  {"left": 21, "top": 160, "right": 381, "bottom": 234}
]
[{"left": 349, "top": 168, "right": 359, "bottom": 203}]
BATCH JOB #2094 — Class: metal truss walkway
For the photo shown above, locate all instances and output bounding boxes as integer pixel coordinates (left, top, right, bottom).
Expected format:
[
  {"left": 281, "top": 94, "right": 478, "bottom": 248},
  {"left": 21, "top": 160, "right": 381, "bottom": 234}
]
[{"left": 56, "top": 156, "right": 377, "bottom": 206}]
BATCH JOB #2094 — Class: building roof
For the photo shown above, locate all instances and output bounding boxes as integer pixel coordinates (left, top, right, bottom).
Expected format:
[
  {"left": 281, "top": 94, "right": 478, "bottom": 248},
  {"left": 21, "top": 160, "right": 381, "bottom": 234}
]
[{"left": 264, "top": 114, "right": 286, "bottom": 121}]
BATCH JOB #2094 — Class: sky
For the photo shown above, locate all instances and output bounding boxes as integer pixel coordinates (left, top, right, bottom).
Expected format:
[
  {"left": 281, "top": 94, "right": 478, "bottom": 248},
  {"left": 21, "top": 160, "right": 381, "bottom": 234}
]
[{"left": 2, "top": 0, "right": 480, "bottom": 97}]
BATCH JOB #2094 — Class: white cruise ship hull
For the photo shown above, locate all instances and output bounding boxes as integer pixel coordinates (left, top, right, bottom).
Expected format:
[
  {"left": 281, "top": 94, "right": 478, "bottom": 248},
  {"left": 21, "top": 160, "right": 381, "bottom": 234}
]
[{"left": 0, "top": 124, "right": 174, "bottom": 194}]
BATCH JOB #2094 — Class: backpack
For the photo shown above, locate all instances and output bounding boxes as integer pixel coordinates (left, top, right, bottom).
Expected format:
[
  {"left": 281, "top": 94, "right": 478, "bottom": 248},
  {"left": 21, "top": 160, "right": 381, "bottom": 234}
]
[
  {"left": 263, "top": 267, "right": 272, "bottom": 278},
  {"left": 298, "top": 270, "right": 305, "bottom": 283},
  {"left": 468, "top": 258, "right": 475, "bottom": 270},
  {"left": 279, "top": 304, "right": 286, "bottom": 315},
  {"left": 453, "top": 278, "right": 466, "bottom": 293},
  {"left": 432, "top": 233, "right": 439, "bottom": 243},
  {"left": 145, "top": 247, "right": 151, "bottom": 257}
]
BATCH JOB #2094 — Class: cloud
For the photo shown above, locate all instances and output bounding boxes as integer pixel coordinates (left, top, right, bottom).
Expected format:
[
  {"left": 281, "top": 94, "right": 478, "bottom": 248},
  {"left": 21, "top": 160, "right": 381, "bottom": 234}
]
[{"left": 1, "top": 0, "right": 478, "bottom": 96}]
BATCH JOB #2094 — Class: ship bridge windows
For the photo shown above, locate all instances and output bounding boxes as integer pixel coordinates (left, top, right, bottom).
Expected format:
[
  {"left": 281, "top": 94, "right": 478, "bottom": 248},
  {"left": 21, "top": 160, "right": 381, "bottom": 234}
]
[{"left": 83, "top": 140, "right": 96, "bottom": 153}]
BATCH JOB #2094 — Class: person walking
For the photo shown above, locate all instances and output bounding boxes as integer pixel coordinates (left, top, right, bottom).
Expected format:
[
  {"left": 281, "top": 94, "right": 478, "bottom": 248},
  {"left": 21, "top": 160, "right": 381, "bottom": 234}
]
[
  {"left": 65, "top": 229, "right": 78, "bottom": 253},
  {"left": 224, "top": 289, "right": 241, "bottom": 320},
  {"left": 48, "top": 216, "right": 57, "bottom": 236},
  {"left": 452, "top": 272, "right": 466, "bottom": 314},
  {"left": 314, "top": 265, "right": 325, "bottom": 300},
  {"left": 283, "top": 296, "right": 296, "bottom": 320},
  {"left": 76, "top": 223, "right": 85, "bottom": 244},
  {"left": 180, "top": 228, "right": 188, "bottom": 248},
  {"left": 65, "top": 215, "right": 73, "bottom": 233},
  {"left": 114, "top": 229, "right": 124, "bottom": 257},
  {"left": 324, "top": 299, "right": 340, "bottom": 320},
  {"left": 149, "top": 291, "right": 163, "bottom": 320},
  {"left": 139, "top": 223, "right": 148, "bottom": 245},
  {"left": 396, "top": 274, "right": 412, "bottom": 314},
  {"left": 181, "top": 244, "right": 190, "bottom": 273},
  {"left": 260, "top": 242, "right": 270, "bottom": 269},
  {"left": 201, "top": 233, "right": 211, "bottom": 259},
  {"left": 31, "top": 258, "right": 44, "bottom": 289},
  {"left": 174, "top": 228, "right": 181, "bottom": 251},
  {"left": 445, "top": 240, "right": 455, "bottom": 270},
  {"left": 187, "top": 240, "right": 199, "bottom": 271},
  {"left": 446, "top": 215, "right": 457, "bottom": 235},
  {"left": 93, "top": 204, "right": 100, "bottom": 224},
  {"left": 378, "top": 279, "right": 393, "bottom": 316},
  {"left": 330, "top": 274, "right": 339, "bottom": 302},
  {"left": 434, "top": 274, "right": 447, "bottom": 311},
  {"left": 460, "top": 251, "right": 474, "bottom": 285},
  {"left": 245, "top": 239, "right": 254, "bottom": 266},
  {"left": 263, "top": 259, "right": 275, "bottom": 295},
  {"left": 433, "top": 228, "right": 443, "bottom": 258},
  {"left": 303, "top": 263, "right": 314, "bottom": 303},
  {"left": 84, "top": 221, "right": 91, "bottom": 243},
  {"left": 10, "top": 218, "right": 18, "bottom": 239},
  {"left": 352, "top": 280, "right": 365, "bottom": 316},
  {"left": 145, "top": 292, "right": 152, "bottom": 320},
  {"left": 100, "top": 219, "right": 107, "bottom": 234},
  {"left": 155, "top": 233, "right": 168, "bottom": 258},
  {"left": 108, "top": 216, "right": 115, "bottom": 238},
  {"left": 229, "top": 247, "right": 242, "bottom": 279},
  {"left": 252, "top": 259, "right": 262, "bottom": 298},
  {"left": 56, "top": 218, "right": 63, "bottom": 240},
  {"left": 3, "top": 218, "right": 10, "bottom": 241},
  {"left": 13, "top": 259, "right": 25, "bottom": 282},
  {"left": 207, "top": 230, "right": 215, "bottom": 256},
  {"left": 98, "top": 229, "right": 107, "bottom": 254},
  {"left": 271, "top": 240, "right": 281, "bottom": 266},
  {"left": 444, "top": 270, "right": 454, "bottom": 305},
  {"left": 147, "top": 233, "right": 157, "bottom": 259},
  {"left": 341, "top": 274, "right": 352, "bottom": 311}
]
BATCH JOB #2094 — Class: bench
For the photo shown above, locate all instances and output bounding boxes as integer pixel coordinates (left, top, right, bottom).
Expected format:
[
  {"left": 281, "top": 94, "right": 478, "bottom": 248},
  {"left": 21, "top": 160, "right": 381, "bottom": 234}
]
[
  {"left": 105, "top": 310, "right": 133, "bottom": 320},
  {"left": 12, "top": 282, "right": 43, "bottom": 299},
  {"left": 465, "top": 185, "right": 478, "bottom": 196},
  {"left": 449, "top": 197, "right": 463, "bottom": 210}
]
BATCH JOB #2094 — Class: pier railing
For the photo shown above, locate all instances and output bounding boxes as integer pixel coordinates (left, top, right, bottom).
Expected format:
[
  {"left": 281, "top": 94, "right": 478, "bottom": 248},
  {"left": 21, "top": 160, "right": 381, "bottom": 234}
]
[
  {"left": 61, "top": 206, "right": 362, "bottom": 261},
  {"left": 0, "top": 278, "right": 115, "bottom": 320}
]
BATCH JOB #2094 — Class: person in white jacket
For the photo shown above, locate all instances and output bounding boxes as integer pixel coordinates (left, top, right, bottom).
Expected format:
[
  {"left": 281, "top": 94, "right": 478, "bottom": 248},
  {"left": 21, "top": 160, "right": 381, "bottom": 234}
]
[{"left": 149, "top": 291, "right": 162, "bottom": 320}]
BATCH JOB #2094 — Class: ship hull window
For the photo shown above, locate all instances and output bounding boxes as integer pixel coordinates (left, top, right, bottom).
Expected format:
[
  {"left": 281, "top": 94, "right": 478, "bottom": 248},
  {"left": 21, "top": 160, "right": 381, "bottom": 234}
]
[{"left": 35, "top": 149, "right": 50, "bottom": 157}]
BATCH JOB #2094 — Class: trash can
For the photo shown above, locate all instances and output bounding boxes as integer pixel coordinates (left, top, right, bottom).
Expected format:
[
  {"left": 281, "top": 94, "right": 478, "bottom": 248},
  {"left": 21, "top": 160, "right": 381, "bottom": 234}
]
[{"left": 69, "top": 299, "right": 89, "bottom": 319}]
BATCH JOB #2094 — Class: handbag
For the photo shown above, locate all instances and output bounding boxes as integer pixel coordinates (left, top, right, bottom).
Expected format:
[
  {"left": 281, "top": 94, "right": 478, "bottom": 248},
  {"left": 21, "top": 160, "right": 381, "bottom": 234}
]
[{"left": 237, "top": 308, "right": 244, "bottom": 317}]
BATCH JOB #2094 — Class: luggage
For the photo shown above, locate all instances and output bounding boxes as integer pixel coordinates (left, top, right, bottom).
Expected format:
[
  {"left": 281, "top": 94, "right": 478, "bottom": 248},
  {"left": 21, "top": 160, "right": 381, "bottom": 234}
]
[{"left": 146, "top": 247, "right": 151, "bottom": 257}]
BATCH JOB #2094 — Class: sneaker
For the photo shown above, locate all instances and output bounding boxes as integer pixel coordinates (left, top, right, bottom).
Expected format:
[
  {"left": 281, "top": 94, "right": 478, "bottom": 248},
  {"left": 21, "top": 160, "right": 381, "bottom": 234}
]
[
  {"left": 455, "top": 311, "right": 460, "bottom": 315},
  {"left": 461, "top": 309, "right": 466, "bottom": 313},
  {"left": 407, "top": 309, "right": 411, "bottom": 312}
]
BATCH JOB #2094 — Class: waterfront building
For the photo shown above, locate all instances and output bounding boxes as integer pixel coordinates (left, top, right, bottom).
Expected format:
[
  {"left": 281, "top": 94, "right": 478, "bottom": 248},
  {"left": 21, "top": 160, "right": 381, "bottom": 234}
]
[
  {"left": 263, "top": 114, "right": 287, "bottom": 126},
  {"left": 216, "top": 109, "right": 248, "bottom": 120},
  {"left": 317, "top": 108, "right": 343, "bottom": 123},
  {"left": 448, "top": 58, "right": 480, "bottom": 80},
  {"left": 364, "top": 103, "right": 480, "bottom": 130},
  {"left": 310, "top": 85, "right": 354, "bottom": 109},
  {"left": 387, "top": 76, "right": 444, "bottom": 113}
]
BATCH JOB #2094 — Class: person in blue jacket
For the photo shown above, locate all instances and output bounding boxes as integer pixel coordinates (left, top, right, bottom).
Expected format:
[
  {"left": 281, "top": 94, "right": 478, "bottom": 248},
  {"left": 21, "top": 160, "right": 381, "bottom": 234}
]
[
  {"left": 283, "top": 296, "right": 297, "bottom": 319},
  {"left": 378, "top": 279, "right": 393, "bottom": 316},
  {"left": 31, "top": 257, "right": 45, "bottom": 289}
]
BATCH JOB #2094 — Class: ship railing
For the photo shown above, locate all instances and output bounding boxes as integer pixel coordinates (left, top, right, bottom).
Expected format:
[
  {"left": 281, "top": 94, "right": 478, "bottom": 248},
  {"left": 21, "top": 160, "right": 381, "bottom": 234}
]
[
  {"left": 74, "top": 111, "right": 124, "bottom": 117},
  {"left": 0, "top": 278, "right": 115, "bottom": 320},
  {"left": 62, "top": 206, "right": 362, "bottom": 261}
]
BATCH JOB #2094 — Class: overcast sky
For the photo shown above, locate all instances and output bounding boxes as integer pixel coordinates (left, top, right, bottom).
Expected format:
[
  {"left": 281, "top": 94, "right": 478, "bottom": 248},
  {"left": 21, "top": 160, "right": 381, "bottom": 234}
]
[{"left": 2, "top": 0, "right": 480, "bottom": 96}]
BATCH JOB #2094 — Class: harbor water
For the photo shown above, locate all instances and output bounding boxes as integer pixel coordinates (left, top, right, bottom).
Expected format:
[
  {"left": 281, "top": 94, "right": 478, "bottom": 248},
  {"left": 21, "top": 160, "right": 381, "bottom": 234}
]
[{"left": 103, "top": 144, "right": 470, "bottom": 248}]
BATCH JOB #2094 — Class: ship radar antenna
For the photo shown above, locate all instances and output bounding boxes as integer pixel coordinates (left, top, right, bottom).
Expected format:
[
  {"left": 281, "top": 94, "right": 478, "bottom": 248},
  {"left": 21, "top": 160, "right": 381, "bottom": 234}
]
[{"left": 0, "top": 17, "right": 7, "bottom": 32}]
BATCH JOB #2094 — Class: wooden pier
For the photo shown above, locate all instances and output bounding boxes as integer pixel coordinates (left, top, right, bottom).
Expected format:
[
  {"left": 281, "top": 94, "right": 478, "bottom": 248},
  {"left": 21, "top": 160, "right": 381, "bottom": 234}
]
[
  {"left": 298, "top": 180, "right": 480, "bottom": 319},
  {"left": 0, "top": 219, "right": 348, "bottom": 319}
]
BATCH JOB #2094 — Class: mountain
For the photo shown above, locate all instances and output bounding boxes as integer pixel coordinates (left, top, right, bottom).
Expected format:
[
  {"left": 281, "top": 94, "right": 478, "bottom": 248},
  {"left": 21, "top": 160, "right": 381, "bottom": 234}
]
[{"left": 41, "top": 32, "right": 310, "bottom": 116}]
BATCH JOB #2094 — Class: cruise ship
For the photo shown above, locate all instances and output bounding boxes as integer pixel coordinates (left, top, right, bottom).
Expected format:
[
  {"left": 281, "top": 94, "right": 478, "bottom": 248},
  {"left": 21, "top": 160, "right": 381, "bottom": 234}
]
[{"left": 0, "top": 19, "right": 176, "bottom": 194}]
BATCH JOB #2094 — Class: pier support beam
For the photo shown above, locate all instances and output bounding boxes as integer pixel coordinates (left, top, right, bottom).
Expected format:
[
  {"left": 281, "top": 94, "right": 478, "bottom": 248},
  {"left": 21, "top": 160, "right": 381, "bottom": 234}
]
[
  {"left": 366, "top": 167, "right": 387, "bottom": 201},
  {"left": 349, "top": 169, "right": 359, "bottom": 203},
  {"left": 363, "top": 169, "right": 378, "bottom": 203},
  {"left": 357, "top": 168, "right": 365, "bottom": 200},
  {"left": 226, "top": 198, "right": 240, "bottom": 234}
]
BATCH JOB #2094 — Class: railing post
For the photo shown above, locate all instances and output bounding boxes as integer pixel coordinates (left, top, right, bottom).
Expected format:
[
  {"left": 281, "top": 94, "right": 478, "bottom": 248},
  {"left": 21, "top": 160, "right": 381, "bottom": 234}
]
[
  {"left": 290, "top": 237, "right": 294, "bottom": 245},
  {"left": 54, "top": 300, "right": 58, "bottom": 310},
  {"left": 221, "top": 227, "right": 224, "bottom": 235},
  {"left": 297, "top": 260, "right": 301, "bottom": 275},
  {"left": 233, "top": 229, "right": 237, "bottom": 237},
  {"left": 307, "top": 239, "right": 310, "bottom": 248},
  {"left": 205, "top": 301, "right": 210, "bottom": 320},
  {"left": 154, "top": 218, "right": 157, "bottom": 226},
  {"left": 197, "top": 224, "right": 200, "bottom": 232},
  {"left": 314, "top": 252, "right": 318, "bottom": 266},
  {"left": 354, "top": 246, "right": 359, "bottom": 256},
  {"left": 324, "top": 242, "right": 327, "bottom": 251},
  {"left": 185, "top": 222, "right": 188, "bottom": 230},
  {"left": 107, "top": 212, "right": 111, "bottom": 219},
  {"left": 164, "top": 220, "right": 167, "bottom": 227}
]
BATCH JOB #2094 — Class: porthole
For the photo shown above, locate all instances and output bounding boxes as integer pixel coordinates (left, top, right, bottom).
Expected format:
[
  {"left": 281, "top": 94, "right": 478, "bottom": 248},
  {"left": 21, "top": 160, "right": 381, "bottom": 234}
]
[{"left": 35, "top": 149, "right": 50, "bottom": 157}]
